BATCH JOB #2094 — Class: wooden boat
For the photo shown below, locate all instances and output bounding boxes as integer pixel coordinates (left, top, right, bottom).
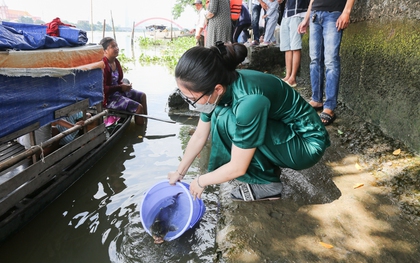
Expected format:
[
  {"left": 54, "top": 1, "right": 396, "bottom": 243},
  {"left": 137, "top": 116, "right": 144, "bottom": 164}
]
[
  {"left": 0, "top": 104, "right": 131, "bottom": 243},
  {"left": 0, "top": 27, "right": 132, "bottom": 242}
]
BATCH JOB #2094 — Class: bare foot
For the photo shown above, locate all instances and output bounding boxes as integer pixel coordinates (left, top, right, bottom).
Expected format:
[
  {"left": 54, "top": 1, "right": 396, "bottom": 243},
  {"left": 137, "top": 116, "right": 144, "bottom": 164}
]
[{"left": 287, "top": 79, "right": 297, "bottom": 86}]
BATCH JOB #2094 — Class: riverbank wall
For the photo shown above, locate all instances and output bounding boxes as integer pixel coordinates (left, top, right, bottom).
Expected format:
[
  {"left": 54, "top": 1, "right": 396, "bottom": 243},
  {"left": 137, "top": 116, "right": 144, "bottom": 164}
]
[{"left": 249, "top": 0, "right": 420, "bottom": 153}]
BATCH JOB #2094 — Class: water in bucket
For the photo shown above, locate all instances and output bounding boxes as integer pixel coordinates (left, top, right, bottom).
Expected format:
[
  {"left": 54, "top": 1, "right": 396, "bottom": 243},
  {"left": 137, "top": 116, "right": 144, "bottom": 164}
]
[{"left": 140, "top": 180, "right": 206, "bottom": 243}]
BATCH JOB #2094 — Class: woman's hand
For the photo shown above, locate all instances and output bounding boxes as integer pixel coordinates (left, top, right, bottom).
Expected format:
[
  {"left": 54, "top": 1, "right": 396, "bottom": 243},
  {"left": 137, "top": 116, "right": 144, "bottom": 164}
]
[
  {"left": 190, "top": 177, "right": 205, "bottom": 200},
  {"left": 168, "top": 170, "right": 183, "bottom": 185},
  {"left": 121, "top": 83, "right": 132, "bottom": 92},
  {"left": 206, "top": 12, "right": 214, "bottom": 19}
]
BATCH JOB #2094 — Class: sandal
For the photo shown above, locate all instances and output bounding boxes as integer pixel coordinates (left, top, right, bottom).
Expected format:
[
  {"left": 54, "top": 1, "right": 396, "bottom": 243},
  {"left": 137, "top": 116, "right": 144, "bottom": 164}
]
[
  {"left": 312, "top": 105, "right": 323, "bottom": 111},
  {"left": 309, "top": 101, "right": 323, "bottom": 111},
  {"left": 231, "top": 182, "right": 282, "bottom": 202},
  {"left": 319, "top": 112, "right": 336, "bottom": 126}
]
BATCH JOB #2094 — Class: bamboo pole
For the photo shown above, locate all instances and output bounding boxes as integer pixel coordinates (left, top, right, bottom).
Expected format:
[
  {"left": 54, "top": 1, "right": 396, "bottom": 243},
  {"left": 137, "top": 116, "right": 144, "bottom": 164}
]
[
  {"left": 110, "top": 10, "right": 116, "bottom": 40},
  {"left": 103, "top": 19, "right": 106, "bottom": 39},
  {"left": 0, "top": 110, "right": 108, "bottom": 171},
  {"left": 90, "top": 0, "right": 94, "bottom": 42},
  {"left": 131, "top": 21, "right": 135, "bottom": 46},
  {"left": 108, "top": 109, "right": 176, "bottom": 124}
]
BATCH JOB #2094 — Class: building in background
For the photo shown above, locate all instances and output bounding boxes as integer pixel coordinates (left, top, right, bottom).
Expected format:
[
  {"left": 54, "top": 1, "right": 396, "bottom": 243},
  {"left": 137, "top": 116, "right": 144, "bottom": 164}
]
[{"left": 0, "top": 1, "right": 41, "bottom": 22}]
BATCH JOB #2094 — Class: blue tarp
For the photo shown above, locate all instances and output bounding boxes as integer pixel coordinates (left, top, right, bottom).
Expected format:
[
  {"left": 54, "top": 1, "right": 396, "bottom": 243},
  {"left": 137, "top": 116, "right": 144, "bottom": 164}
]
[
  {"left": 0, "top": 68, "right": 103, "bottom": 139},
  {"left": 0, "top": 21, "right": 87, "bottom": 50}
]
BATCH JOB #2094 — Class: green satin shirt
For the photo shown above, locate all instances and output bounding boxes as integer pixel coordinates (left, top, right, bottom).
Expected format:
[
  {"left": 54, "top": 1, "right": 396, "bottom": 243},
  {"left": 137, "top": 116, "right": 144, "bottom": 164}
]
[{"left": 201, "top": 69, "right": 330, "bottom": 184}]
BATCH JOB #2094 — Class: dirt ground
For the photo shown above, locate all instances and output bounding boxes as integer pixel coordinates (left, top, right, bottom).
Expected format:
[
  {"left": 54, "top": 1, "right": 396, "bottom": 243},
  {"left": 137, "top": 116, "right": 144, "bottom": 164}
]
[{"left": 215, "top": 67, "right": 420, "bottom": 263}]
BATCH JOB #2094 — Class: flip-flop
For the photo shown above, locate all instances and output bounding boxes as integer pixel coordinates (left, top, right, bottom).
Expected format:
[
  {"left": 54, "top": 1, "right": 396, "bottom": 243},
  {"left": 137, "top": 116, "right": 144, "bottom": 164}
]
[
  {"left": 311, "top": 105, "right": 323, "bottom": 111},
  {"left": 319, "top": 112, "right": 336, "bottom": 126},
  {"left": 284, "top": 80, "right": 297, "bottom": 88},
  {"left": 231, "top": 183, "right": 282, "bottom": 202},
  {"left": 309, "top": 101, "right": 323, "bottom": 111}
]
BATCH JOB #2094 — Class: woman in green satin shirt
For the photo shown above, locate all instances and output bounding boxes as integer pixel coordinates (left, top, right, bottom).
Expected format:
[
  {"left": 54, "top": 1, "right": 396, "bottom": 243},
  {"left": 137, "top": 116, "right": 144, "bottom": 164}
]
[{"left": 168, "top": 41, "right": 330, "bottom": 201}]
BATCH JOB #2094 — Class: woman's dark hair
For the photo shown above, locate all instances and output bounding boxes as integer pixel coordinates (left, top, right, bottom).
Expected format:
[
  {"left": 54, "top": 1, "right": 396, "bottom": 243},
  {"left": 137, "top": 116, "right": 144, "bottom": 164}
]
[
  {"left": 175, "top": 42, "right": 248, "bottom": 93},
  {"left": 99, "top": 37, "right": 114, "bottom": 50}
]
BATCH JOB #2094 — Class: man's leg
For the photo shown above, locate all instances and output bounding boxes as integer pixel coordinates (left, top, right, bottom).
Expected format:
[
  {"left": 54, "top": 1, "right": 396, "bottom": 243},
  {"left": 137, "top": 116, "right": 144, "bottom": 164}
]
[
  {"left": 322, "top": 11, "right": 343, "bottom": 113},
  {"left": 251, "top": 4, "right": 262, "bottom": 44},
  {"left": 309, "top": 11, "right": 325, "bottom": 108}
]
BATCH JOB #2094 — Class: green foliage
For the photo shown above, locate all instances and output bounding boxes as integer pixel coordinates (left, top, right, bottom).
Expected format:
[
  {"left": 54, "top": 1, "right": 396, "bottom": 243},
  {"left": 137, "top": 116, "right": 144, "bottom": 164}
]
[
  {"left": 137, "top": 36, "right": 196, "bottom": 72},
  {"left": 18, "top": 16, "right": 34, "bottom": 24},
  {"left": 173, "top": 0, "right": 194, "bottom": 19},
  {"left": 137, "top": 37, "right": 165, "bottom": 47},
  {"left": 118, "top": 49, "right": 135, "bottom": 72}
]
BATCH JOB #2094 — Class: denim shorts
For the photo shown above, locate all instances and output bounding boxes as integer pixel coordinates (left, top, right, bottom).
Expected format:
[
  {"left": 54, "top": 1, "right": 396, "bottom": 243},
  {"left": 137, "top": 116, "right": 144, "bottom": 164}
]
[{"left": 279, "top": 16, "right": 304, "bottom": 51}]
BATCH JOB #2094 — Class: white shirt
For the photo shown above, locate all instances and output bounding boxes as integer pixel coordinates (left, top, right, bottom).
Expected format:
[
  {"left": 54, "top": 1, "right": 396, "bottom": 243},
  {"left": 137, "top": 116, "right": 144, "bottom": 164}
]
[{"left": 195, "top": 8, "right": 207, "bottom": 37}]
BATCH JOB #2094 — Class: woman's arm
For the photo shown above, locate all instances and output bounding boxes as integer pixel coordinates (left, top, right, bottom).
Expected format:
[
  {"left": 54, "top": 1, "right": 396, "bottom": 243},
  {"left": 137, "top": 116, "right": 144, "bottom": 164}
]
[
  {"left": 206, "top": 0, "right": 219, "bottom": 19},
  {"left": 189, "top": 144, "right": 256, "bottom": 199},
  {"left": 168, "top": 118, "right": 211, "bottom": 184}
]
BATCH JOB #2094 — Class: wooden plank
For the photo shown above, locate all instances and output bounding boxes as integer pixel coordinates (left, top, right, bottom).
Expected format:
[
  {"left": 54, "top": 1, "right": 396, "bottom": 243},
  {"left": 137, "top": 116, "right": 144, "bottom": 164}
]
[
  {"left": 0, "top": 111, "right": 107, "bottom": 171},
  {"left": 0, "top": 122, "right": 40, "bottom": 144},
  {"left": 0, "top": 143, "right": 25, "bottom": 163},
  {"left": 0, "top": 131, "right": 106, "bottom": 217},
  {"left": 0, "top": 159, "right": 31, "bottom": 181},
  {"left": 0, "top": 124, "right": 105, "bottom": 200},
  {"left": 54, "top": 99, "right": 89, "bottom": 119}
]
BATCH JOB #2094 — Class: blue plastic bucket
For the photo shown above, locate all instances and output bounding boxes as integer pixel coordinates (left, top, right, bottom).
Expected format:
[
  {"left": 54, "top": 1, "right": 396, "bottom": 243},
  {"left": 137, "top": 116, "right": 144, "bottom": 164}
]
[{"left": 140, "top": 180, "right": 206, "bottom": 241}]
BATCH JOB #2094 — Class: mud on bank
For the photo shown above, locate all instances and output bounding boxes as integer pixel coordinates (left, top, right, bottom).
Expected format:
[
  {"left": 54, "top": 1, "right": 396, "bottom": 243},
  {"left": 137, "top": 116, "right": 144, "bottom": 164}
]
[{"left": 214, "top": 65, "right": 420, "bottom": 263}]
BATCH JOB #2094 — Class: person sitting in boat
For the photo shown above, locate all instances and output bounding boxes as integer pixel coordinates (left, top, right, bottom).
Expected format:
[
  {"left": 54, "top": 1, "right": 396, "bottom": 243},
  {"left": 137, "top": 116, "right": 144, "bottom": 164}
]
[
  {"left": 53, "top": 111, "right": 89, "bottom": 146},
  {"left": 99, "top": 37, "right": 148, "bottom": 125},
  {"left": 17, "top": 124, "right": 57, "bottom": 157}
]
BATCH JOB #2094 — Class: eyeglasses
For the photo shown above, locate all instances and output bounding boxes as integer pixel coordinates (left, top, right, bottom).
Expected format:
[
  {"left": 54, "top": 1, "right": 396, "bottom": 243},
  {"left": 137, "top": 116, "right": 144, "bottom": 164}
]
[{"left": 176, "top": 88, "right": 212, "bottom": 108}]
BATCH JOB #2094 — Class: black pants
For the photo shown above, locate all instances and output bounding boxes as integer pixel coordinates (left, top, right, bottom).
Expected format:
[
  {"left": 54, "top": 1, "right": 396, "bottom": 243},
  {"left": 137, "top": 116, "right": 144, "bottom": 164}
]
[
  {"left": 233, "top": 23, "right": 251, "bottom": 43},
  {"left": 196, "top": 35, "right": 205, "bottom": 47}
]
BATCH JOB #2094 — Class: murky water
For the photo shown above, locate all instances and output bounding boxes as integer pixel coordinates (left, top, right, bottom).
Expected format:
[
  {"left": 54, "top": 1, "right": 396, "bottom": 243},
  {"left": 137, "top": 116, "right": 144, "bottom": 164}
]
[{"left": 0, "top": 33, "right": 217, "bottom": 263}]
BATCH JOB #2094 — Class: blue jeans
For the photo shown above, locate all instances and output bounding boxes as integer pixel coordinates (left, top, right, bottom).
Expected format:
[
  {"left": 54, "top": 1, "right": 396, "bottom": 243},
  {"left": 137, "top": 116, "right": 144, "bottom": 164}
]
[
  {"left": 309, "top": 11, "right": 343, "bottom": 111},
  {"left": 252, "top": 4, "right": 262, "bottom": 41}
]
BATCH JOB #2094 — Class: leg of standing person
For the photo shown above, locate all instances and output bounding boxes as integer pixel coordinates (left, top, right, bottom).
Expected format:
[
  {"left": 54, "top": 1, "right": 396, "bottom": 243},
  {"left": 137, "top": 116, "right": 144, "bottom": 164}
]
[
  {"left": 282, "top": 16, "right": 304, "bottom": 87},
  {"left": 280, "top": 17, "right": 291, "bottom": 81},
  {"left": 251, "top": 3, "right": 262, "bottom": 45},
  {"left": 309, "top": 11, "right": 325, "bottom": 111},
  {"left": 262, "top": 14, "right": 278, "bottom": 45},
  {"left": 322, "top": 12, "right": 343, "bottom": 120},
  {"left": 233, "top": 24, "right": 248, "bottom": 43},
  {"left": 310, "top": 11, "right": 343, "bottom": 124},
  {"left": 243, "top": 24, "right": 251, "bottom": 41}
]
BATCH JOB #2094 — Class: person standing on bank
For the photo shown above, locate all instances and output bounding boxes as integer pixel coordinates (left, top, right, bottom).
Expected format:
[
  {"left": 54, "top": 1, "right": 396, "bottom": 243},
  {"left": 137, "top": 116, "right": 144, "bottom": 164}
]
[
  {"left": 251, "top": 0, "right": 268, "bottom": 46},
  {"left": 168, "top": 42, "right": 330, "bottom": 201},
  {"left": 280, "top": 0, "right": 310, "bottom": 88},
  {"left": 100, "top": 37, "right": 148, "bottom": 125},
  {"left": 192, "top": 0, "right": 207, "bottom": 46},
  {"left": 205, "top": 0, "right": 232, "bottom": 48},
  {"left": 260, "top": 0, "right": 279, "bottom": 46},
  {"left": 232, "top": 3, "right": 251, "bottom": 43},
  {"left": 297, "top": 0, "right": 355, "bottom": 125}
]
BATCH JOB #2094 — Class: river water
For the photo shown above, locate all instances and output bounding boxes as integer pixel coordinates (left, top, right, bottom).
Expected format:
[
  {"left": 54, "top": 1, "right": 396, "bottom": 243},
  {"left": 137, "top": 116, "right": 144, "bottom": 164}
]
[{"left": 0, "top": 32, "right": 217, "bottom": 263}]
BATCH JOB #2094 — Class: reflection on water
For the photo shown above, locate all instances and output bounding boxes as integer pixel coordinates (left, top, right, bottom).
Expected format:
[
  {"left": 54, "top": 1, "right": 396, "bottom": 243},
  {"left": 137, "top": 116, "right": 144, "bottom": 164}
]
[{"left": 0, "top": 38, "right": 218, "bottom": 262}]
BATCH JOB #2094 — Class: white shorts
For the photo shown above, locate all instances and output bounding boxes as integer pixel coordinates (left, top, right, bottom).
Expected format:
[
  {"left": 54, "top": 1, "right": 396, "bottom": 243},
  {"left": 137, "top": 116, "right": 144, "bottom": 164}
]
[{"left": 280, "top": 16, "right": 304, "bottom": 51}]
